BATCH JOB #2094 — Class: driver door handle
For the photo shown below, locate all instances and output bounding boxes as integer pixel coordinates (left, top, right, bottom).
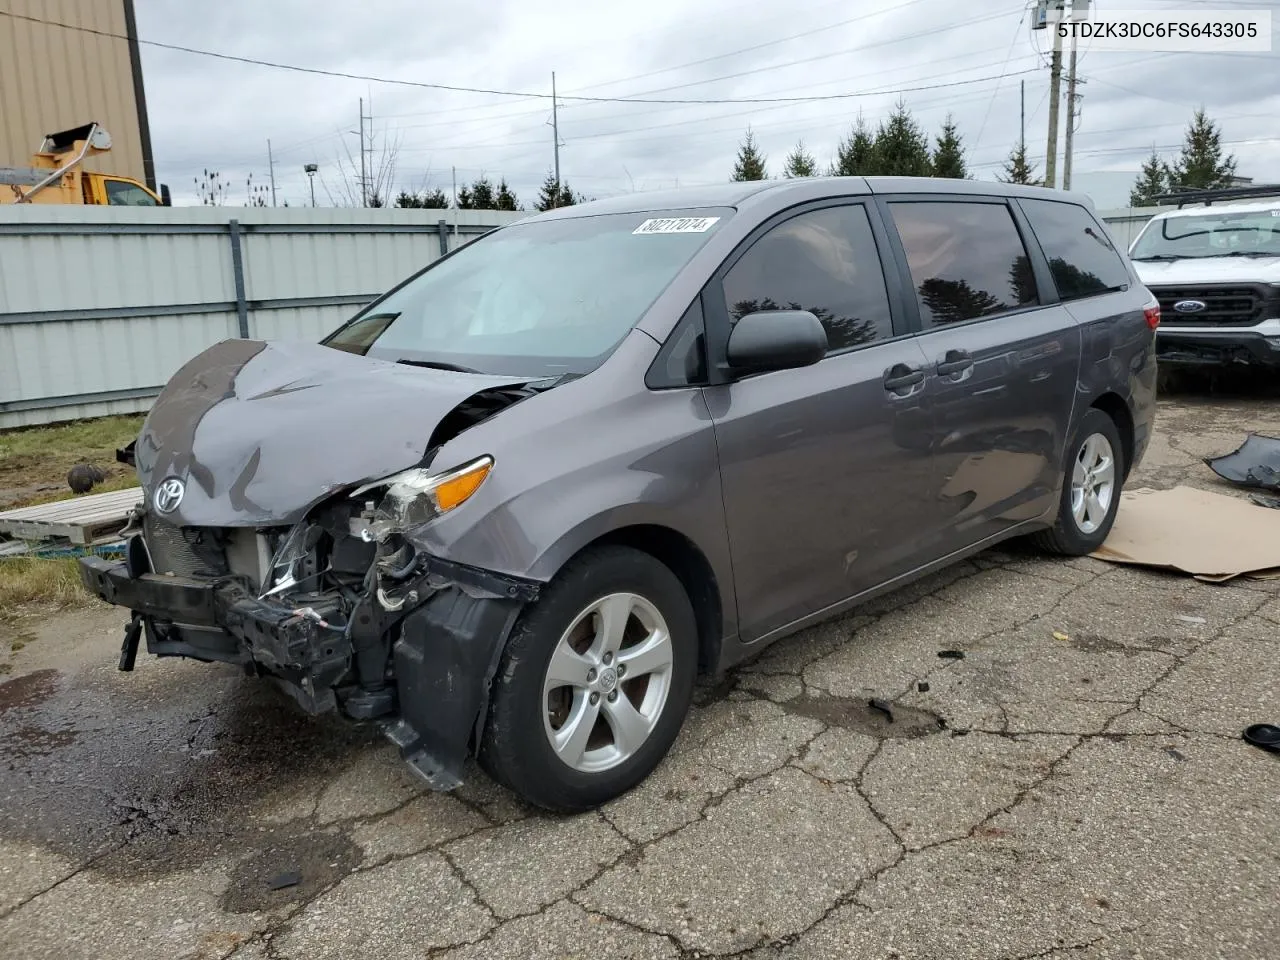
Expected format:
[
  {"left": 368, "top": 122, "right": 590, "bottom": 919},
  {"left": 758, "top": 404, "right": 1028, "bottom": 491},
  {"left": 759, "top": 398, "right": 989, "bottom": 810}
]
[
  {"left": 883, "top": 364, "right": 925, "bottom": 391},
  {"left": 936, "top": 349, "right": 974, "bottom": 377}
]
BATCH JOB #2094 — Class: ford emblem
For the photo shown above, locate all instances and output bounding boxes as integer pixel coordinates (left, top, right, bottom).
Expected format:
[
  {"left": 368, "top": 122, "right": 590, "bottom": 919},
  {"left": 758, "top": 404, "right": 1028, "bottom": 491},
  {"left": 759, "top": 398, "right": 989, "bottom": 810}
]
[
  {"left": 1172, "top": 299, "right": 1207, "bottom": 314},
  {"left": 153, "top": 477, "right": 185, "bottom": 514}
]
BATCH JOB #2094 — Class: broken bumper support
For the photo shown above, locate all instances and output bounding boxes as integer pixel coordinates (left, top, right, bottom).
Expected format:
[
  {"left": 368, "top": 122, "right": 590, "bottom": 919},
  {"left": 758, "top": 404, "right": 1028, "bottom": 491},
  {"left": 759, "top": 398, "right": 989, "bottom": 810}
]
[{"left": 76, "top": 553, "right": 539, "bottom": 790}]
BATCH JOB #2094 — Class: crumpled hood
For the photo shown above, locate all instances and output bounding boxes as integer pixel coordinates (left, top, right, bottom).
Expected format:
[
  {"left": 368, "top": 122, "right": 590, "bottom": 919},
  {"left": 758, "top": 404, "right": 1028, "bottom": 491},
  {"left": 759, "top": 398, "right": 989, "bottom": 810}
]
[{"left": 135, "top": 339, "right": 530, "bottom": 527}]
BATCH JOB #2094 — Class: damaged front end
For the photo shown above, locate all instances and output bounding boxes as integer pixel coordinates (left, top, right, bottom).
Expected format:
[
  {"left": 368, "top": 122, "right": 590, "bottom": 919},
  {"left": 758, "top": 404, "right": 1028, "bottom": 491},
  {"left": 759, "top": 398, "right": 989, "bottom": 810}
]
[
  {"left": 81, "top": 467, "right": 539, "bottom": 789},
  {"left": 79, "top": 339, "right": 550, "bottom": 790}
]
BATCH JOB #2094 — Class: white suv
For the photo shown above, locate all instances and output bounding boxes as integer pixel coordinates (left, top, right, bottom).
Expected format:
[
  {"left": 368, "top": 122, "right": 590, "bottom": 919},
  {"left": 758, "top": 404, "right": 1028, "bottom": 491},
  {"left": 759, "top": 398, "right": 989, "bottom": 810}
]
[{"left": 1128, "top": 186, "right": 1280, "bottom": 371}]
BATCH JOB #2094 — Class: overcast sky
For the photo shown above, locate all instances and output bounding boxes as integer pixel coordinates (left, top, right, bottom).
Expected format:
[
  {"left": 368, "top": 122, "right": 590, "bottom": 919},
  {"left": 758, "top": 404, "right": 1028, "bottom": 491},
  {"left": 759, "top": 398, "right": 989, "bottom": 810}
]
[{"left": 132, "top": 0, "right": 1279, "bottom": 209}]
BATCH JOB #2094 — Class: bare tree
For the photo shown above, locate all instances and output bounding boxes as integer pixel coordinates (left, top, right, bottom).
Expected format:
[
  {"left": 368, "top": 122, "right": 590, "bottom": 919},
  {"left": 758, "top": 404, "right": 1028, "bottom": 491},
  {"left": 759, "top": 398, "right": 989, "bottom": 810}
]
[
  {"left": 323, "top": 123, "right": 403, "bottom": 208},
  {"left": 195, "top": 169, "right": 227, "bottom": 205},
  {"left": 245, "top": 172, "right": 270, "bottom": 207}
]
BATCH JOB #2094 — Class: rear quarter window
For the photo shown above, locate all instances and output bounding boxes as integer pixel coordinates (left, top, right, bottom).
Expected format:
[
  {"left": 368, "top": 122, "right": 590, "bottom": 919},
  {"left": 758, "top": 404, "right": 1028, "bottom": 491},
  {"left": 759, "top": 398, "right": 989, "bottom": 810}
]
[{"left": 1020, "top": 199, "right": 1130, "bottom": 301}]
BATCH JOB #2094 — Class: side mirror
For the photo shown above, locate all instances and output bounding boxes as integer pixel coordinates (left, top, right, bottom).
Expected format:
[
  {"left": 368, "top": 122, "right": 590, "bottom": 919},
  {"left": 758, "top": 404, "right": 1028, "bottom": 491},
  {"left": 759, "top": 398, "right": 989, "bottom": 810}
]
[
  {"left": 160, "top": 184, "right": 172, "bottom": 206},
  {"left": 726, "top": 310, "right": 828, "bottom": 374}
]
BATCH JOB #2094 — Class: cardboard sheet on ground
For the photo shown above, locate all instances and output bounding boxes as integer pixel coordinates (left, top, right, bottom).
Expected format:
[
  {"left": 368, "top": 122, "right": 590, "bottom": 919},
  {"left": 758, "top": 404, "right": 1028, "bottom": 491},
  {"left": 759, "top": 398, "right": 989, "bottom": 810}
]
[{"left": 1092, "top": 485, "right": 1280, "bottom": 582}]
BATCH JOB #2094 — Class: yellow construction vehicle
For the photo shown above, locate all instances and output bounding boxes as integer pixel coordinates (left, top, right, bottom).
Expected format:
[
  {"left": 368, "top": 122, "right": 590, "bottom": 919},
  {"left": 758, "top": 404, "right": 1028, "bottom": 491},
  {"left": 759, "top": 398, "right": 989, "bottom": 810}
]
[{"left": 0, "top": 122, "right": 169, "bottom": 206}]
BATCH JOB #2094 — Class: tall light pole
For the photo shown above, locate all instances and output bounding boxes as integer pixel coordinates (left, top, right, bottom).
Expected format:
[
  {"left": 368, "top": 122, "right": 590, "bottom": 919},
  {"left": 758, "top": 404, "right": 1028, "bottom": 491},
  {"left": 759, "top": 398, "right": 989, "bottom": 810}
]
[{"left": 304, "top": 163, "right": 318, "bottom": 207}]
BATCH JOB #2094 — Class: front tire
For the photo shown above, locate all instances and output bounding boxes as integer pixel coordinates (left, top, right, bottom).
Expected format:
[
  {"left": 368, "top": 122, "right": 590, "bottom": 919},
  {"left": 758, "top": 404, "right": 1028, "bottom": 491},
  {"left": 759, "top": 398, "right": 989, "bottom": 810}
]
[
  {"left": 478, "top": 545, "right": 698, "bottom": 812},
  {"left": 1033, "top": 407, "right": 1126, "bottom": 556}
]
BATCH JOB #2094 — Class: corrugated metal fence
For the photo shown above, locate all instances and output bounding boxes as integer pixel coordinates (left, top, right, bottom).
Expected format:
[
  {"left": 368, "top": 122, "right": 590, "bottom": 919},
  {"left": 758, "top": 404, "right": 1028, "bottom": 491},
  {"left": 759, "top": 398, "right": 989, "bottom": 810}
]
[
  {"left": 0, "top": 203, "right": 1159, "bottom": 430},
  {"left": 0, "top": 205, "right": 526, "bottom": 428}
]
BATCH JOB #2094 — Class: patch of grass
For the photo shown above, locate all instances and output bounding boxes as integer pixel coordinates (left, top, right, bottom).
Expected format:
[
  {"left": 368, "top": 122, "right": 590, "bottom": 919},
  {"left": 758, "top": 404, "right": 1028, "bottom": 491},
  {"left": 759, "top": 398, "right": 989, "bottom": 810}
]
[
  {"left": 0, "top": 414, "right": 146, "bottom": 460},
  {"left": 0, "top": 413, "right": 145, "bottom": 510},
  {"left": 0, "top": 557, "right": 91, "bottom": 614}
]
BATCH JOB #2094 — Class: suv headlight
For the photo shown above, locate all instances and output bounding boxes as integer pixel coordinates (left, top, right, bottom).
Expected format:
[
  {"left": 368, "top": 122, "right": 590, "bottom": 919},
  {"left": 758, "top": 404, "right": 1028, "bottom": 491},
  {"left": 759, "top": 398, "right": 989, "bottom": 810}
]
[{"left": 350, "top": 455, "right": 494, "bottom": 542}]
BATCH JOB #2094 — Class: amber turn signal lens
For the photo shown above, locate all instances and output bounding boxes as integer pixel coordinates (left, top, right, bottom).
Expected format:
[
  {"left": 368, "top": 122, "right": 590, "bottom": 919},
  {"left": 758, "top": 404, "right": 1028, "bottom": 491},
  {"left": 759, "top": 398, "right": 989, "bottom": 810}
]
[{"left": 433, "top": 462, "right": 492, "bottom": 511}]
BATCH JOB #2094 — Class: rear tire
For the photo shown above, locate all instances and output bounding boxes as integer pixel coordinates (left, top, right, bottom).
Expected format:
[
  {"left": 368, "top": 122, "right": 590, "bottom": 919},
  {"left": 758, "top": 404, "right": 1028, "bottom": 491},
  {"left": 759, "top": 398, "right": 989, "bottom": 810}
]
[
  {"left": 1033, "top": 407, "right": 1126, "bottom": 556},
  {"left": 478, "top": 545, "right": 698, "bottom": 812}
]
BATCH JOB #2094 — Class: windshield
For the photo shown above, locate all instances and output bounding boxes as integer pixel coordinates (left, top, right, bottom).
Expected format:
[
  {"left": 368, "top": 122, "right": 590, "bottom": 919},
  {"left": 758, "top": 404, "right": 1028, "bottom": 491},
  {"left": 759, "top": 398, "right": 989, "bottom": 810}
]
[
  {"left": 1131, "top": 208, "right": 1280, "bottom": 260},
  {"left": 325, "top": 208, "right": 732, "bottom": 377}
]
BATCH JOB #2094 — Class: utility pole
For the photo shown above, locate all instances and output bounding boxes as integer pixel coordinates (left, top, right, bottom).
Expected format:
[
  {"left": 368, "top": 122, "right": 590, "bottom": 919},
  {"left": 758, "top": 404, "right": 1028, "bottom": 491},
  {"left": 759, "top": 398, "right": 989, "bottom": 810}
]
[
  {"left": 1020, "top": 79, "right": 1026, "bottom": 149},
  {"left": 1063, "top": 30, "right": 1083, "bottom": 191},
  {"left": 452, "top": 165, "right": 458, "bottom": 243},
  {"left": 358, "top": 97, "right": 367, "bottom": 207},
  {"left": 1044, "top": 0, "right": 1066, "bottom": 189},
  {"left": 551, "top": 71, "right": 561, "bottom": 208},
  {"left": 267, "top": 139, "right": 277, "bottom": 207}
]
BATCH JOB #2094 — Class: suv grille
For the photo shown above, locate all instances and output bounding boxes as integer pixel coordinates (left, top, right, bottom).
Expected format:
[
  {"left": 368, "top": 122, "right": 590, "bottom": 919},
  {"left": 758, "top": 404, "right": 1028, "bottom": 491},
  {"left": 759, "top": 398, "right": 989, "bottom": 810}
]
[
  {"left": 143, "top": 514, "right": 227, "bottom": 578},
  {"left": 1147, "top": 283, "right": 1277, "bottom": 327}
]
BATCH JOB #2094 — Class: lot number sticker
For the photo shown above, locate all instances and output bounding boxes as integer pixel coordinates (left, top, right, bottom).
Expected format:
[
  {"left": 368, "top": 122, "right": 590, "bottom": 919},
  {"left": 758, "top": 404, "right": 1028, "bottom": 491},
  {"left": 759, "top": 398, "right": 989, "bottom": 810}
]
[{"left": 633, "top": 217, "right": 720, "bottom": 235}]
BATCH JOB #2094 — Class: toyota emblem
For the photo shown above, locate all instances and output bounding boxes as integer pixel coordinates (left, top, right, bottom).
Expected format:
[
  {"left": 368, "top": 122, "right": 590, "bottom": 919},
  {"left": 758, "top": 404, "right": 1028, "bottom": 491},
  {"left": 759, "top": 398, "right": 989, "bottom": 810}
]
[
  {"left": 153, "top": 477, "right": 185, "bottom": 514},
  {"left": 1172, "top": 299, "right": 1207, "bottom": 314}
]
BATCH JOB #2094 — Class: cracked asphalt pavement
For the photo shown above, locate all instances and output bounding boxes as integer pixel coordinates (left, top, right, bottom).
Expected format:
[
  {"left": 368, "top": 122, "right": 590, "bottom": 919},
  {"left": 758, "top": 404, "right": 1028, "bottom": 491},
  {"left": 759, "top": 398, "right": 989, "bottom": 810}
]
[{"left": 2, "top": 388, "right": 1278, "bottom": 960}]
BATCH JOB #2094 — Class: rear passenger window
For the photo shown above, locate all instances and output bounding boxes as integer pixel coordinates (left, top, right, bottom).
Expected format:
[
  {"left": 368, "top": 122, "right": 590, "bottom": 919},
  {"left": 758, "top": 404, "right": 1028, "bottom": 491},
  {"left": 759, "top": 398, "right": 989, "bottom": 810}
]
[
  {"left": 889, "top": 201, "right": 1038, "bottom": 326},
  {"left": 722, "top": 204, "right": 893, "bottom": 352},
  {"left": 1019, "top": 198, "right": 1130, "bottom": 301}
]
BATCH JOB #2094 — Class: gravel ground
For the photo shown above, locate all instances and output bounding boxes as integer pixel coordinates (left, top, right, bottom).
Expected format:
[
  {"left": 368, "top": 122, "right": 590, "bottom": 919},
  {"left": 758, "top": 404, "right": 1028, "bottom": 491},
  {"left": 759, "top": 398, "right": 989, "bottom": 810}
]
[{"left": 1, "top": 386, "right": 1277, "bottom": 960}]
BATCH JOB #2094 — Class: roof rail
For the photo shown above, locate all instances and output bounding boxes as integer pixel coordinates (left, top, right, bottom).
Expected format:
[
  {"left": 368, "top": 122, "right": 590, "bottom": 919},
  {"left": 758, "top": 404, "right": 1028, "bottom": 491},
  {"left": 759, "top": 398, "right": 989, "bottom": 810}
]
[{"left": 1152, "top": 184, "right": 1280, "bottom": 209}]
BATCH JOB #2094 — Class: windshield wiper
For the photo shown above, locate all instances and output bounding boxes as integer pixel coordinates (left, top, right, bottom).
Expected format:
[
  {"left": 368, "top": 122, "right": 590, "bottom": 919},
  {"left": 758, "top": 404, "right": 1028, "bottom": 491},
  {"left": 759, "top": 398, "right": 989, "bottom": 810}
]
[
  {"left": 397, "top": 358, "right": 484, "bottom": 374},
  {"left": 1132, "top": 254, "right": 1183, "bottom": 261},
  {"left": 1215, "top": 250, "right": 1279, "bottom": 258}
]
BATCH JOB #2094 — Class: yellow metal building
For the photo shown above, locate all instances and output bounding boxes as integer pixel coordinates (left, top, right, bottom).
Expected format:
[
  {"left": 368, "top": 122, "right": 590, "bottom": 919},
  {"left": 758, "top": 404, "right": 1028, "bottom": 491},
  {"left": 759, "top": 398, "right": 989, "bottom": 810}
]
[{"left": 0, "top": 0, "right": 156, "bottom": 190}]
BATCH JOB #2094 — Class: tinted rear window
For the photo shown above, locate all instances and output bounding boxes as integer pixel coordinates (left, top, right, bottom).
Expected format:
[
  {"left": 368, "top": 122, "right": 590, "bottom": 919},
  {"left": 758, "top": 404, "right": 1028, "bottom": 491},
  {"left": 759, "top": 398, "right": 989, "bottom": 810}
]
[
  {"left": 1020, "top": 199, "right": 1129, "bottom": 301},
  {"left": 889, "top": 201, "right": 1038, "bottom": 327}
]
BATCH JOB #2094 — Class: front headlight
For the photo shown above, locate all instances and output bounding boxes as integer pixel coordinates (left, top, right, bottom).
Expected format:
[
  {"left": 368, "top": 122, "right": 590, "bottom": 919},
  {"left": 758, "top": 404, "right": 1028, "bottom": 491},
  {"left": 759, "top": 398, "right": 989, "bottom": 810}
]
[{"left": 351, "top": 455, "right": 494, "bottom": 541}]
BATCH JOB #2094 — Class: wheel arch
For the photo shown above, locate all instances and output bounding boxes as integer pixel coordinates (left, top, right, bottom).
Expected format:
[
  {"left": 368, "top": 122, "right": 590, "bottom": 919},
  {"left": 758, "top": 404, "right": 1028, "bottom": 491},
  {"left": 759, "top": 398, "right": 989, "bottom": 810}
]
[
  {"left": 533, "top": 521, "right": 726, "bottom": 677},
  {"left": 1089, "top": 390, "right": 1135, "bottom": 479}
]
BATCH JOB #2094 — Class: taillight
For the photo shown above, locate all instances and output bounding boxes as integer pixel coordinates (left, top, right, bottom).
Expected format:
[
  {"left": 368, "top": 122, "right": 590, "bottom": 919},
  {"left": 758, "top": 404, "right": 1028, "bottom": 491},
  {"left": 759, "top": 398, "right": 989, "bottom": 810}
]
[{"left": 1143, "top": 301, "right": 1160, "bottom": 330}]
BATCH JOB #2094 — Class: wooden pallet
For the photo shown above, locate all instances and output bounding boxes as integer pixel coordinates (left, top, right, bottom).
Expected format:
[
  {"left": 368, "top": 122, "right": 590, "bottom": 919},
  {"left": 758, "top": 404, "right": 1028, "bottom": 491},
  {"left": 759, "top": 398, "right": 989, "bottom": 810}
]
[{"left": 0, "top": 487, "right": 142, "bottom": 545}]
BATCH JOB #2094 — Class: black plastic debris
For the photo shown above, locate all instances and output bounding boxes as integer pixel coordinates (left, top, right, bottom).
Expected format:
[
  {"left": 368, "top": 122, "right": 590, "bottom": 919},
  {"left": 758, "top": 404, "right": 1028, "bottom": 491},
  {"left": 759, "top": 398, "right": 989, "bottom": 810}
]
[
  {"left": 937, "top": 650, "right": 966, "bottom": 660},
  {"left": 868, "top": 698, "right": 895, "bottom": 723},
  {"left": 1204, "top": 434, "right": 1280, "bottom": 491},
  {"left": 267, "top": 870, "right": 302, "bottom": 891},
  {"left": 917, "top": 681, "right": 931, "bottom": 693},
  {"left": 1164, "top": 747, "right": 1186, "bottom": 762},
  {"left": 1242, "top": 724, "right": 1280, "bottom": 754}
]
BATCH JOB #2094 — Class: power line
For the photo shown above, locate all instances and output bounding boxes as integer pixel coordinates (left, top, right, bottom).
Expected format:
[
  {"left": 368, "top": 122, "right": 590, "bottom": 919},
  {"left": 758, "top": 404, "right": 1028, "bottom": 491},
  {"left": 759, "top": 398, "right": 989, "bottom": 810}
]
[
  {"left": 565, "top": 8, "right": 1021, "bottom": 104},
  {"left": 560, "top": 0, "right": 941, "bottom": 95},
  {"left": 0, "top": 8, "right": 1027, "bottom": 106},
  {"left": 427, "top": 55, "right": 1041, "bottom": 154},
  {"left": 969, "top": 136, "right": 1280, "bottom": 169},
  {"left": 972, "top": 3, "right": 1031, "bottom": 151}
]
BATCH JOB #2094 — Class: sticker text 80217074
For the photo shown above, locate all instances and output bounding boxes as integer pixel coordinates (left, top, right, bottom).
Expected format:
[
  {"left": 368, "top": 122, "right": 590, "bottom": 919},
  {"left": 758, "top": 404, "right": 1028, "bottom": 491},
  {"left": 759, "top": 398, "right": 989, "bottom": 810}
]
[{"left": 632, "top": 217, "right": 721, "bottom": 235}]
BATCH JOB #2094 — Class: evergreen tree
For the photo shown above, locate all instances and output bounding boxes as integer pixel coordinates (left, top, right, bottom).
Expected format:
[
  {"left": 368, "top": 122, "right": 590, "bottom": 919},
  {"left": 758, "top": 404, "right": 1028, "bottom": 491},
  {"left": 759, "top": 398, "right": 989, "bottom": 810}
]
[
  {"left": 731, "top": 127, "right": 768, "bottom": 181},
  {"left": 458, "top": 177, "right": 496, "bottom": 209},
  {"left": 494, "top": 179, "right": 520, "bottom": 211},
  {"left": 930, "top": 115, "right": 968, "bottom": 179},
  {"left": 557, "top": 182, "right": 580, "bottom": 207},
  {"left": 534, "top": 171, "right": 581, "bottom": 211},
  {"left": 998, "top": 141, "right": 1040, "bottom": 186},
  {"left": 394, "top": 188, "right": 449, "bottom": 208},
  {"left": 830, "top": 114, "right": 875, "bottom": 176},
  {"left": 1166, "top": 107, "right": 1237, "bottom": 191},
  {"left": 783, "top": 140, "right": 818, "bottom": 178},
  {"left": 1129, "top": 149, "right": 1169, "bottom": 207},
  {"left": 871, "top": 100, "right": 932, "bottom": 177}
]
